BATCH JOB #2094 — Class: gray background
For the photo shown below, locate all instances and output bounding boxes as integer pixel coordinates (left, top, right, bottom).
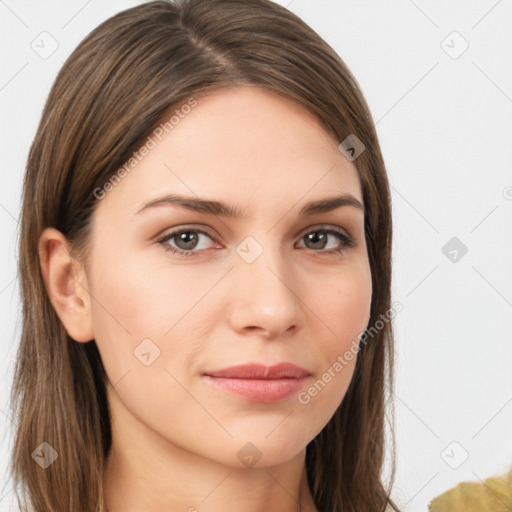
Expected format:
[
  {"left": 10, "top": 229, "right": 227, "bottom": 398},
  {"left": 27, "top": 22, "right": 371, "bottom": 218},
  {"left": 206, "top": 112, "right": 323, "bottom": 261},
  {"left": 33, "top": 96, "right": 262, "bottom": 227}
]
[{"left": 1, "top": 1, "right": 511, "bottom": 510}]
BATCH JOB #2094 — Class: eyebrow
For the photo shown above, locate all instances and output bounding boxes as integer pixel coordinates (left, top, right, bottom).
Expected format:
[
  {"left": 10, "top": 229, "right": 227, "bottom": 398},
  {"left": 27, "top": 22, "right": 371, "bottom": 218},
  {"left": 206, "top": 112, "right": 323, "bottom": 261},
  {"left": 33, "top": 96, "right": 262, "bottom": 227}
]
[{"left": 135, "top": 193, "right": 364, "bottom": 218}]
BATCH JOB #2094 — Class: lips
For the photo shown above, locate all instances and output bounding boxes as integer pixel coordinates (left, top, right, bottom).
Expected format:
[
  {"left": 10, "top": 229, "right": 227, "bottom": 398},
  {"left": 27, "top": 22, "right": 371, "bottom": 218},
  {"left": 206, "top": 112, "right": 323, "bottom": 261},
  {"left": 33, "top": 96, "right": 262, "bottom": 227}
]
[
  {"left": 203, "top": 362, "right": 310, "bottom": 379},
  {"left": 202, "top": 363, "right": 311, "bottom": 403}
]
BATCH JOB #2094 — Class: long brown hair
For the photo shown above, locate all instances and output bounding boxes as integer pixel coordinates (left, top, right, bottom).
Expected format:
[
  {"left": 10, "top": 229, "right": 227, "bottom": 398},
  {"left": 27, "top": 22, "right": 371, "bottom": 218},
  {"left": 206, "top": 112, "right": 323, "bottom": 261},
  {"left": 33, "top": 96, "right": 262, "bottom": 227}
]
[{"left": 10, "top": 1, "right": 399, "bottom": 510}]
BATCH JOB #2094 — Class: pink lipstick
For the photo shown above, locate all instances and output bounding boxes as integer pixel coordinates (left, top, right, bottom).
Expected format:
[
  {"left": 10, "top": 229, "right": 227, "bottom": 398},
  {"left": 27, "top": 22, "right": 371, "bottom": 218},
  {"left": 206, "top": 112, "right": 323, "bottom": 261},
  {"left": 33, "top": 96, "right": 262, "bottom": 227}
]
[{"left": 202, "top": 363, "right": 311, "bottom": 403}]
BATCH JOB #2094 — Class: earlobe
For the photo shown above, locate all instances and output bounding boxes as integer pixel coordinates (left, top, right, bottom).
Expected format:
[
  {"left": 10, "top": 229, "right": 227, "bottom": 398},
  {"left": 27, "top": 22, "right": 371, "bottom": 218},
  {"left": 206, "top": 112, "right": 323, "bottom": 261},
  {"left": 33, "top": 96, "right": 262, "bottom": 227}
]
[{"left": 38, "top": 227, "right": 94, "bottom": 343}]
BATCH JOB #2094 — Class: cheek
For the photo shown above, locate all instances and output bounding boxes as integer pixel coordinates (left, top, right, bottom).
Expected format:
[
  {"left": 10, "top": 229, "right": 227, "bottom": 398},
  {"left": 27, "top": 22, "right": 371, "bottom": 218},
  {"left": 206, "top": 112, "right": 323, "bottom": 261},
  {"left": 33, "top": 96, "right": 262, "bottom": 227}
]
[
  {"left": 335, "top": 277, "right": 372, "bottom": 345},
  {"left": 310, "top": 260, "right": 372, "bottom": 353},
  {"left": 86, "top": 247, "right": 164, "bottom": 379},
  {"left": 87, "top": 246, "right": 218, "bottom": 378},
  {"left": 294, "top": 261, "right": 372, "bottom": 413},
  {"left": 86, "top": 250, "right": 204, "bottom": 431},
  {"left": 310, "top": 265, "right": 369, "bottom": 371}
]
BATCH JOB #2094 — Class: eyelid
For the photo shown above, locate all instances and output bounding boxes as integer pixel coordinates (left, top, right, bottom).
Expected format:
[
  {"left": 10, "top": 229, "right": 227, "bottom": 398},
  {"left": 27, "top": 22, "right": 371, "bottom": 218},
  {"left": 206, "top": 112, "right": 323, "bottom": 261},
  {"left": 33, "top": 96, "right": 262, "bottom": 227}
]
[
  {"left": 155, "top": 224, "right": 219, "bottom": 243},
  {"left": 295, "top": 223, "right": 353, "bottom": 241}
]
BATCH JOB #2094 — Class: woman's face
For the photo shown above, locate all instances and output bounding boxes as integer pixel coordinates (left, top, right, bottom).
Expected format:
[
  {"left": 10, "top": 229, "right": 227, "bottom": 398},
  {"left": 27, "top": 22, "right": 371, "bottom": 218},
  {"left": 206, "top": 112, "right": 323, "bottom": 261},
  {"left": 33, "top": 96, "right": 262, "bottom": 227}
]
[{"left": 84, "top": 86, "right": 372, "bottom": 467}]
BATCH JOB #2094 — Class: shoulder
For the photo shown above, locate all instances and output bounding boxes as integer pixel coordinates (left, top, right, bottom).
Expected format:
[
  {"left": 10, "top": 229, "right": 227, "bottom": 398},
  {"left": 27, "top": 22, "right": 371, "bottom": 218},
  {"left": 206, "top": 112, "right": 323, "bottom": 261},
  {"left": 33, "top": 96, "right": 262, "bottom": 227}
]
[{"left": 428, "top": 468, "right": 512, "bottom": 512}]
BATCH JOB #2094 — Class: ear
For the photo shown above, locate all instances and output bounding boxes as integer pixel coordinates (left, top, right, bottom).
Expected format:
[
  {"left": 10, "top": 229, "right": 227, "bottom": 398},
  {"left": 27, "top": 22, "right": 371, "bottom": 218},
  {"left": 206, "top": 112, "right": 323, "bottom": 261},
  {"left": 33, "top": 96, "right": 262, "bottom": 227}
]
[{"left": 38, "top": 227, "right": 94, "bottom": 343}]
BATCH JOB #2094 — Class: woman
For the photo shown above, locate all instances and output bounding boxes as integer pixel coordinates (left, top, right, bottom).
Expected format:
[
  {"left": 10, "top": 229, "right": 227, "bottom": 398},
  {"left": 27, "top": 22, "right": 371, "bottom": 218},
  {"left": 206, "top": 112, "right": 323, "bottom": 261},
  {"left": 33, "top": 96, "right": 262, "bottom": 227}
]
[{"left": 9, "top": 0, "right": 399, "bottom": 510}]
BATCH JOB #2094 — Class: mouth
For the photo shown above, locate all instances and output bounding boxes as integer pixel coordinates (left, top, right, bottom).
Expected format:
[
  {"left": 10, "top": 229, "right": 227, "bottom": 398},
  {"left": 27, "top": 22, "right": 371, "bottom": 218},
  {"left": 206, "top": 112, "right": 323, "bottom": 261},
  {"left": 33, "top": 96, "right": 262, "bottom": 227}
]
[{"left": 202, "top": 363, "right": 311, "bottom": 403}]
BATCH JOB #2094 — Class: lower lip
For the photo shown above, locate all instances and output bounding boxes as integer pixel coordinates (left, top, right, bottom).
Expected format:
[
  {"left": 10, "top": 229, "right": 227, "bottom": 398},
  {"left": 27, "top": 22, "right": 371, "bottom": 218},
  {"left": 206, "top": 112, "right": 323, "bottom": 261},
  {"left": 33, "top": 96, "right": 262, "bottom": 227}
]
[{"left": 203, "top": 375, "right": 310, "bottom": 403}]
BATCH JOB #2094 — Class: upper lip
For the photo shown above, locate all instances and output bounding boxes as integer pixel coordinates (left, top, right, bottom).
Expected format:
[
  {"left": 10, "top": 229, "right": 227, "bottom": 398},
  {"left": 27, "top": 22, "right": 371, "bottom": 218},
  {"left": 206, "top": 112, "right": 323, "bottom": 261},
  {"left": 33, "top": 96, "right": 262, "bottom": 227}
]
[{"left": 203, "top": 363, "right": 310, "bottom": 379}]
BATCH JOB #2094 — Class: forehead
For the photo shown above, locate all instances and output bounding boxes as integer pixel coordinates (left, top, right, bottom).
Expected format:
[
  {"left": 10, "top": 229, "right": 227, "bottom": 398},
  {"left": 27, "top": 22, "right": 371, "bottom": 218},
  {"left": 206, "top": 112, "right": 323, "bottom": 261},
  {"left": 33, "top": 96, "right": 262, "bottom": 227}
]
[{"left": 96, "top": 86, "right": 363, "bottom": 218}]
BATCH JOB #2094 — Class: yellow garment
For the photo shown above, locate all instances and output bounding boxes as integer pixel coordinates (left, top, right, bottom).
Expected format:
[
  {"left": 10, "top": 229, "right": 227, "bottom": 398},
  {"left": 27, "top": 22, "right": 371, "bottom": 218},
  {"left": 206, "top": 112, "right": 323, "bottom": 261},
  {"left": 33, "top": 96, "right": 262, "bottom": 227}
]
[{"left": 428, "top": 468, "right": 512, "bottom": 512}]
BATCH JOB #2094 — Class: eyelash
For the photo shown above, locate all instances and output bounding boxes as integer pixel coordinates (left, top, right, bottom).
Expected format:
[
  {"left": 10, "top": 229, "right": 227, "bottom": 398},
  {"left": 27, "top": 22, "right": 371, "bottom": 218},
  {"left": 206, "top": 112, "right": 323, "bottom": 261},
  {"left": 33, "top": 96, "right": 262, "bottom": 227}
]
[{"left": 156, "top": 224, "right": 356, "bottom": 258}]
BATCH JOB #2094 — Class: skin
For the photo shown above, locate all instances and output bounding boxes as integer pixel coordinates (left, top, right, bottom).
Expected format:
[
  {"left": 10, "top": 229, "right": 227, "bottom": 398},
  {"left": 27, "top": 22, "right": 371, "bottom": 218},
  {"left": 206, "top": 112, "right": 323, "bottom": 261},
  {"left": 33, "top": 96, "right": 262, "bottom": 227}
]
[{"left": 39, "top": 86, "right": 372, "bottom": 512}]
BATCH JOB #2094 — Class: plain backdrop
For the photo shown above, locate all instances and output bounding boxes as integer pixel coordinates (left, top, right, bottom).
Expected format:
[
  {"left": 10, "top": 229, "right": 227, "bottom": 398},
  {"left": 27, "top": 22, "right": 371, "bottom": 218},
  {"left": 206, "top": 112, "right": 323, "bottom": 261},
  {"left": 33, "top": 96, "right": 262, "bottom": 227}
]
[{"left": 1, "top": 1, "right": 511, "bottom": 511}]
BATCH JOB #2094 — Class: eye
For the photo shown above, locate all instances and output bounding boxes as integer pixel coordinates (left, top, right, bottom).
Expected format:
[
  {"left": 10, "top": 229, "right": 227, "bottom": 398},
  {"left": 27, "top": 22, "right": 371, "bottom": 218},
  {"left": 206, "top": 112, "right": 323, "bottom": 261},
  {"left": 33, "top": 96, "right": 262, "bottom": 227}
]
[
  {"left": 296, "top": 225, "right": 356, "bottom": 255},
  {"left": 157, "top": 227, "right": 218, "bottom": 257},
  {"left": 156, "top": 225, "right": 356, "bottom": 257}
]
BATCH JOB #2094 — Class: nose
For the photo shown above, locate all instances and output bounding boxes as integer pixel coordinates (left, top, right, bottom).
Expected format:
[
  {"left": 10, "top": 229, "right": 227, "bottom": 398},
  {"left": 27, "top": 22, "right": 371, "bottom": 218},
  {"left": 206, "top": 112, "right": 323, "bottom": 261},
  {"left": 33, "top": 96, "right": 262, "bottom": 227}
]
[{"left": 227, "top": 239, "right": 305, "bottom": 339}]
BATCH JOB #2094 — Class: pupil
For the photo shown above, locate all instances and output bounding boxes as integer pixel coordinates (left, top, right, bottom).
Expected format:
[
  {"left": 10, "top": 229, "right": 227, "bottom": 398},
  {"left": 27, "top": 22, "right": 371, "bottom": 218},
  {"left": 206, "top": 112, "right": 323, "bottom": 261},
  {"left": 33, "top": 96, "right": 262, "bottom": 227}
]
[
  {"left": 306, "top": 231, "right": 326, "bottom": 249},
  {"left": 177, "top": 231, "right": 198, "bottom": 250}
]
